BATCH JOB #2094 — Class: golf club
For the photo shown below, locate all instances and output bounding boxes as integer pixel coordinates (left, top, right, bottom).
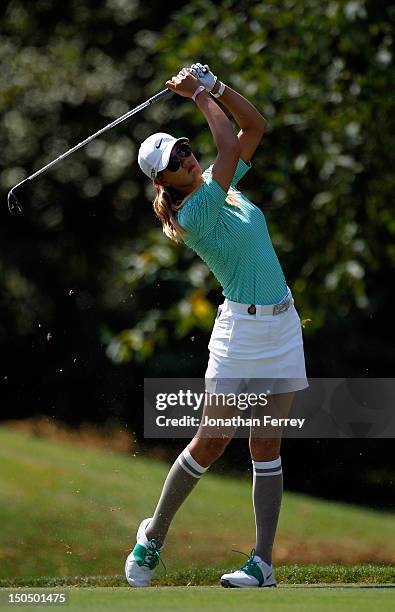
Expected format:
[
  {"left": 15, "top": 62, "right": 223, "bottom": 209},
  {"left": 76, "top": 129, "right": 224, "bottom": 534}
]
[{"left": 7, "top": 87, "right": 173, "bottom": 216}]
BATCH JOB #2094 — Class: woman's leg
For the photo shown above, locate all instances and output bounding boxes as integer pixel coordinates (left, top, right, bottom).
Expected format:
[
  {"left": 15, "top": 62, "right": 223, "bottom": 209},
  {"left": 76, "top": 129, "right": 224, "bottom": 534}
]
[
  {"left": 249, "top": 391, "right": 295, "bottom": 565},
  {"left": 145, "top": 395, "right": 239, "bottom": 547}
]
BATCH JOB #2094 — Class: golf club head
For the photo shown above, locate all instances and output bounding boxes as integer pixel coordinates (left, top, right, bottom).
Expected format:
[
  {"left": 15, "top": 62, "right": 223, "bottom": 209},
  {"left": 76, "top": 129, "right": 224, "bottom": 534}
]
[{"left": 7, "top": 189, "right": 23, "bottom": 216}]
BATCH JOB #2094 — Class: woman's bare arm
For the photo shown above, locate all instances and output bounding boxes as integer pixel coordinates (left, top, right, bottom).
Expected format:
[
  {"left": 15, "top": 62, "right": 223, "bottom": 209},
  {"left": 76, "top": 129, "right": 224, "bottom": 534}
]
[
  {"left": 194, "top": 91, "right": 240, "bottom": 192},
  {"left": 166, "top": 69, "right": 241, "bottom": 192},
  {"left": 210, "top": 80, "right": 267, "bottom": 164}
]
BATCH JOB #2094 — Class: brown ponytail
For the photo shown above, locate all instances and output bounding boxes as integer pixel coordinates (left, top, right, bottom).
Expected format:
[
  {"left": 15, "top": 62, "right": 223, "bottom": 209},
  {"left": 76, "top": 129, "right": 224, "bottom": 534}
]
[
  {"left": 152, "top": 182, "right": 187, "bottom": 243},
  {"left": 152, "top": 180, "right": 240, "bottom": 243}
]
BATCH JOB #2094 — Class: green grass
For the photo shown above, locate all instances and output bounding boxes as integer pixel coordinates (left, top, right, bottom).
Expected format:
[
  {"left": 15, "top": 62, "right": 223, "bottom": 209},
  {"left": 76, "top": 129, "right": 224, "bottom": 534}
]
[
  {"left": 1, "top": 565, "right": 395, "bottom": 588},
  {"left": 0, "top": 426, "right": 394, "bottom": 584},
  {"left": 0, "top": 587, "right": 394, "bottom": 612}
]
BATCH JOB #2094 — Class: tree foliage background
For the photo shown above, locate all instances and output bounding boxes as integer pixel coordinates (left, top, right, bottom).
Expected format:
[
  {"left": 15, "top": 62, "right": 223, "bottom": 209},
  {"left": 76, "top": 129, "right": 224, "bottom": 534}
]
[{"left": 1, "top": 0, "right": 394, "bottom": 508}]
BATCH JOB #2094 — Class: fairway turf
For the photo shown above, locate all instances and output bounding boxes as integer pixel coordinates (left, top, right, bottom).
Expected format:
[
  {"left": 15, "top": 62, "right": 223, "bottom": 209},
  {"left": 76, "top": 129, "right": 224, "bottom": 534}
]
[
  {"left": 1, "top": 427, "right": 394, "bottom": 581},
  {"left": 1, "top": 427, "right": 394, "bottom": 610},
  {"left": 1, "top": 586, "right": 394, "bottom": 612},
  {"left": 1, "top": 565, "right": 395, "bottom": 588}
]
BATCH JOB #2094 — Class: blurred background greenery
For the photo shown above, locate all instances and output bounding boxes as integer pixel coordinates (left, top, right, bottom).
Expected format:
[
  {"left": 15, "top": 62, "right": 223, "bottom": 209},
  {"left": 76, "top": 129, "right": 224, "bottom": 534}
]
[{"left": 1, "top": 0, "right": 394, "bottom": 508}]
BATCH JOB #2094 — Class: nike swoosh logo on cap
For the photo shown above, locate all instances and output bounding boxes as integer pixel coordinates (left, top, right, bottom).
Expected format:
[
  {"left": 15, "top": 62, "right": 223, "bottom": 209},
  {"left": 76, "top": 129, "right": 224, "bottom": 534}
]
[{"left": 155, "top": 139, "right": 163, "bottom": 149}]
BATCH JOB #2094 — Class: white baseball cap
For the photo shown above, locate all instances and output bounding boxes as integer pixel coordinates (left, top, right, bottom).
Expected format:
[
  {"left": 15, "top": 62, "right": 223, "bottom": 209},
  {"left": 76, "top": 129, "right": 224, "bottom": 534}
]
[{"left": 138, "top": 132, "right": 189, "bottom": 180}]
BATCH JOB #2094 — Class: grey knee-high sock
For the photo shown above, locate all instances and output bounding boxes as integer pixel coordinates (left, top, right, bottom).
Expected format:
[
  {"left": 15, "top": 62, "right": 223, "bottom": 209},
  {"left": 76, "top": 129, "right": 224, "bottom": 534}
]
[
  {"left": 252, "top": 457, "right": 283, "bottom": 565},
  {"left": 144, "top": 447, "right": 208, "bottom": 548}
]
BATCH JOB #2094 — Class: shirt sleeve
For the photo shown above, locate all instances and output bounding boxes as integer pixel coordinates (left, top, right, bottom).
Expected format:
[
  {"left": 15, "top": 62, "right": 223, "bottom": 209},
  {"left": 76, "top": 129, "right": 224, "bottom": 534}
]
[
  {"left": 177, "top": 158, "right": 252, "bottom": 238},
  {"left": 231, "top": 158, "right": 252, "bottom": 187}
]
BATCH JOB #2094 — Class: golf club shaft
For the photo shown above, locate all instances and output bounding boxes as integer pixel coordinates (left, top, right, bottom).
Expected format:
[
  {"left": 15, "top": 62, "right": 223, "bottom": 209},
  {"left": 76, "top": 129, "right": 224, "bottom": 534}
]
[
  {"left": 15, "top": 89, "right": 173, "bottom": 187},
  {"left": 27, "top": 88, "right": 173, "bottom": 182},
  {"left": 7, "top": 87, "right": 173, "bottom": 216}
]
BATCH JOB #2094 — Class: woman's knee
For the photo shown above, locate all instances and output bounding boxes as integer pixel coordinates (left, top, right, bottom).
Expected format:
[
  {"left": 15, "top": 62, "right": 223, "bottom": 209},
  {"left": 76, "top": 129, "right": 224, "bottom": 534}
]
[{"left": 188, "top": 436, "right": 231, "bottom": 468}]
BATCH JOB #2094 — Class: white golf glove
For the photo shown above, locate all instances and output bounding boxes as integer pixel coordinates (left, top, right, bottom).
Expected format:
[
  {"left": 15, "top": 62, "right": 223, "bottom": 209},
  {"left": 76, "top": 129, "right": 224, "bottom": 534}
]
[{"left": 188, "top": 62, "right": 217, "bottom": 92}]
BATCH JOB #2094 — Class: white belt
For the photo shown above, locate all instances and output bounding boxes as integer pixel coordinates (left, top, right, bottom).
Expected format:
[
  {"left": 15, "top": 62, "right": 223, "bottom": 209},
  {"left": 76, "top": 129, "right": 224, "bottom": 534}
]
[{"left": 222, "top": 289, "right": 293, "bottom": 316}]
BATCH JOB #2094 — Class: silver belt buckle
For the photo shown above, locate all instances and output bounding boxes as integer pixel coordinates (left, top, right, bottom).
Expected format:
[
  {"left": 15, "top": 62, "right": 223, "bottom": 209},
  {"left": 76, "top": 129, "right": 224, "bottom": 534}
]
[{"left": 273, "top": 296, "right": 291, "bottom": 315}]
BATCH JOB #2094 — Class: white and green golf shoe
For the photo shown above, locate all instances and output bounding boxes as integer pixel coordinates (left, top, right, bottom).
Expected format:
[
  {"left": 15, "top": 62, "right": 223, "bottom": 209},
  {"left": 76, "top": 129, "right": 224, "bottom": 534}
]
[
  {"left": 221, "top": 548, "right": 277, "bottom": 588},
  {"left": 125, "top": 518, "right": 164, "bottom": 587}
]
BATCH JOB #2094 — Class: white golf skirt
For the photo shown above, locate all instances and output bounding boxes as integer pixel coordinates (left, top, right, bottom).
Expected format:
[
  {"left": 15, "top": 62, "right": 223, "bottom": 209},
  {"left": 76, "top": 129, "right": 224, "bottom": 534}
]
[{"left": 205, "top": 288, "right": 308, "bottom": 395}]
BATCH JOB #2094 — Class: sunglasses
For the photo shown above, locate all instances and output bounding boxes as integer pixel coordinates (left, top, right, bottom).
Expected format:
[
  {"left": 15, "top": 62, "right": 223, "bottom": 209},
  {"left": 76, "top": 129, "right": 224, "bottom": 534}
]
[{"left": 165, "top": 143, "right": 193, "bottom": 172}]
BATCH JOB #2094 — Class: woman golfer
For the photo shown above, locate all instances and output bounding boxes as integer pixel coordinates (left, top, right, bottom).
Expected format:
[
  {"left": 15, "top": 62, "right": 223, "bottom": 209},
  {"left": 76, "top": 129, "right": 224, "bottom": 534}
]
[{"left": 125, "top": 63, "right": 308, "bottom": 588}]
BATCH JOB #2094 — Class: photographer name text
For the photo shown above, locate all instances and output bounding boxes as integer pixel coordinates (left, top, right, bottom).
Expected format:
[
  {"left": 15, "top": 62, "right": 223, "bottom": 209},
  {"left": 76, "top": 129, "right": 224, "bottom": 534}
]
[{"left": 156, "top": 415, "right": 306, "bottom": 428}]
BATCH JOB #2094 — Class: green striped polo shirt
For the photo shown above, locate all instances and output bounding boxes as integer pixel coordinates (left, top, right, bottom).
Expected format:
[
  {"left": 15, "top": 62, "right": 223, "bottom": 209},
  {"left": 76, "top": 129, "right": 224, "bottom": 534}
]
[{"left": 177, "top": 158, "right": 288, "bottom": 305}]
